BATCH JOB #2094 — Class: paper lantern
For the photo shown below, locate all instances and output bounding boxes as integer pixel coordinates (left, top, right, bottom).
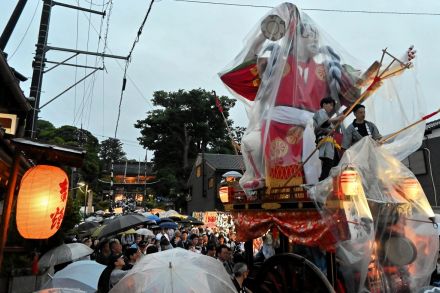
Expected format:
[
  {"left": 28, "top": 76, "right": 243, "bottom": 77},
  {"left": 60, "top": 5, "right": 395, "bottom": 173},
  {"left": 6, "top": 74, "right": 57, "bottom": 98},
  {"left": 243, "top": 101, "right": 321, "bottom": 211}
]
[
  {"left": 402, "top": 177, "right": 421, "bottom": 200},
  {"left": 16, "top": 165, "right": 69, "bottom": 239},
  {"left": 219, "top": 186, "right": 230, "bottom": 203},
  {"left": 339, "top": 169, "right": 359, "bottom": 196}
]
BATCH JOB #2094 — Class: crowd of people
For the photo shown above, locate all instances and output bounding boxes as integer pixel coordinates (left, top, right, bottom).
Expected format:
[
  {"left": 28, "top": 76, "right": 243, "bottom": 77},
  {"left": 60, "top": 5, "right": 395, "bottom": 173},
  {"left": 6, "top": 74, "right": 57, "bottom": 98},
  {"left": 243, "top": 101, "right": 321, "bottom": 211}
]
[{"left": 74, "top": 226, "right": 251, "bottom": 292}]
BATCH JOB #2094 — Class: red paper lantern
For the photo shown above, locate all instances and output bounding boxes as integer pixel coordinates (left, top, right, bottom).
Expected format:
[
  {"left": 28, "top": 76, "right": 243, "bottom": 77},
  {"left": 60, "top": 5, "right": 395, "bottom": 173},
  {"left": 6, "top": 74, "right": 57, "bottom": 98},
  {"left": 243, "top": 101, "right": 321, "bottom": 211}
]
[{"left": 16, "top": 165, "right": 69, "bottom": 239}]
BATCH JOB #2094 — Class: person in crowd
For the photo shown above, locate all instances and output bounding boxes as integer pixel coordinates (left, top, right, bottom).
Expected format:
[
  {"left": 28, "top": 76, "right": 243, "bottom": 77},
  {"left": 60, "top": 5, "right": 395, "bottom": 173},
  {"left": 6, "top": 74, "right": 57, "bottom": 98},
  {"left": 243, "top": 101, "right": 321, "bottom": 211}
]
[
  {"left": 313, "top": 97, "right": 344, "bottom": 180},
  {"left": 160, "top": 236, "right": 174, "bottom": 251},
  {"left": 177, "top": 230, "right": 189, "bottom": 249},
  {"left": 146, "top": 244, "right": 158, "bottom": 254},
  {"left": 341, "top": 104, "right": 382, "bottom": 151},
  {"left": 96, "top": 239, "right": 112, "bottom": 266},
  {"left": 123, "top": 247, "right": 141, "bottom": 270},
  {"left": 232, "top": 263, "right": 252, "bottom": 293},
  {"left": 206, "top": 243, "right": 217, "bottom": 258},
  {"left": 188, "top": 242, "right": 201, "bottom": 254},
  {"left": 109, "top": 238, "right": 123, "bottom": 256},
  {"left": 218, "top": 234, "right": 226, "bottom": 247},
  {"left": 97, "top": 253, "right": 128, "bottom": 293},
  {"left": 217, "top": 244, "right": 234, "bottom": 275},
  {"left": 189, "top": 234, "right": 201, "bottom": 252},
  {"left": 156, "top": 228, "right": 170, "bottom": 241},
  {"left": 171, "top": 230, "right": 181, "bottom": 248},
  {"left": 138, "top": 240, "right": 148, "bottom": 255}
]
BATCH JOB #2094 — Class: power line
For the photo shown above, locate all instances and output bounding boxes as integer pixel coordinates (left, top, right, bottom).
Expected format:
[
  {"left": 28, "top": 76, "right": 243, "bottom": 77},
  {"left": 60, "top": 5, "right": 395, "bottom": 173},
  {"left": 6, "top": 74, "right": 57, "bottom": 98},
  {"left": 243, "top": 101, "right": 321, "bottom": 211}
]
[
  {"left": 114, "top": 0, "right": 155, "bottom": 138},
  {"left": 173, "top": 0, "right": 440, "bottom": 16},
  {"left": 7, "top": 0, "right": 40, "bottom": 61}
]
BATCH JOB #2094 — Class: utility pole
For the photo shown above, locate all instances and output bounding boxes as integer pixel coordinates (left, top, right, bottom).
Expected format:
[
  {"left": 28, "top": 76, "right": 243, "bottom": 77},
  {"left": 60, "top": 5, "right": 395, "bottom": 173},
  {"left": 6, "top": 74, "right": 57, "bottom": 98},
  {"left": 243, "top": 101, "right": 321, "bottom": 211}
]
[
  {"left": 27, "top": 0, "right": 52, "bottom": 138},
  {"left": 26, "top": 0, "right": 128, "bottom": 138},
  {"left": 0, "top": 0, "right": 28, "bottom": 51}
]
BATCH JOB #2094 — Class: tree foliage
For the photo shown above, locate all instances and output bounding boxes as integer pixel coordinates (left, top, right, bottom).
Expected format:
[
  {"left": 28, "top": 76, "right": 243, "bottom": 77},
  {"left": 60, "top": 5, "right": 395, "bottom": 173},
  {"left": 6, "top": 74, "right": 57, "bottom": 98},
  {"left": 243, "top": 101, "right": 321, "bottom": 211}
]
[
  {"left": 135, "top": 89, "right": 236, "bottom": 196},
  {"left": 99, "top": 137, "right": 126, "bottom": 167}
]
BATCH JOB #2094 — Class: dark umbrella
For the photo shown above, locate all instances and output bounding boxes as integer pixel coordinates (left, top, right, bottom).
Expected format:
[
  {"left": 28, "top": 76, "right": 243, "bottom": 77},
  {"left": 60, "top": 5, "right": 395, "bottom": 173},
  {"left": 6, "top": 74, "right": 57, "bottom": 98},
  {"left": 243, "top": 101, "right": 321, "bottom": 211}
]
[
  {"left": 96, "top": 214, "right": 155, "bottom": 239},
  {"left": 78, "top": 221, "right": 100, "bottom": 232},
  {"left": 159, "top": 222, "right": 178, "bottom": 230},
  {"left": 186, "top": 216, "right": 205, "bottom": 226},
  {"left": 158, "top": 217, "right": 174, "bottom": 223}
]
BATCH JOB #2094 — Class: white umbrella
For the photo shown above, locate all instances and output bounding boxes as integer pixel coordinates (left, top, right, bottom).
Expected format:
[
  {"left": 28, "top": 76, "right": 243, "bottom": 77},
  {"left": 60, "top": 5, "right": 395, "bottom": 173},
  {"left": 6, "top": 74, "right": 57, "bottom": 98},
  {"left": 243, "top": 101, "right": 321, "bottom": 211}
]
[
  {"left": 222, "top": 171, "right": 242, "bottom": 178},
  {"left": 39, "top": 243, "right": 94, "bottom": 268},
  {"left": 135, "top": 228, "right": 154, "bottom": 237},
  {"left": 110, "top": 248, "right": 237, "bottom": 293},
  {"left": 34, "top": 289, "right": 86, "bottom": 293},
  {"left": 42, "top": 260, "right": 106, "bottom": 293}
]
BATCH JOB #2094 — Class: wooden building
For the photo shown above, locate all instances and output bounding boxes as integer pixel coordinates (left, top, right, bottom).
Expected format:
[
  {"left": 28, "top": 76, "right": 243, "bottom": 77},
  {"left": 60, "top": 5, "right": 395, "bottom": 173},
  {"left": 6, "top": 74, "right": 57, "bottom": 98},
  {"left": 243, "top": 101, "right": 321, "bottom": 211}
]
[{"left": 186, "top": 153, "right": 244, "bottom": 214}]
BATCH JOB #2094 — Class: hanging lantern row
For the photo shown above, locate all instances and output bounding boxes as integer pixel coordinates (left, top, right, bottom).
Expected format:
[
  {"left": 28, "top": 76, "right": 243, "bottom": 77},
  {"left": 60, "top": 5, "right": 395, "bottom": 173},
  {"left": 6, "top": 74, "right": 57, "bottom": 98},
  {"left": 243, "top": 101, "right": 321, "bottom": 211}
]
[{"left": 16, "top": 165, "right": 69, "bottom": 239}]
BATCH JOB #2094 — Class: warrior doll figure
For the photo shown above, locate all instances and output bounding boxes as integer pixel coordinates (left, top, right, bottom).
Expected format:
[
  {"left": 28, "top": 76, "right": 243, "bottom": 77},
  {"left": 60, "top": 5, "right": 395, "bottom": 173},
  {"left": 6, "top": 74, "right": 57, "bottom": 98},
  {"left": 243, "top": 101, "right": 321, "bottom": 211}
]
[
  {"left": 221, "top": 3, "right": 359, "bottom": 194},
  {"left": 220, "top": 2, "right": 413, "bottom": 195}
]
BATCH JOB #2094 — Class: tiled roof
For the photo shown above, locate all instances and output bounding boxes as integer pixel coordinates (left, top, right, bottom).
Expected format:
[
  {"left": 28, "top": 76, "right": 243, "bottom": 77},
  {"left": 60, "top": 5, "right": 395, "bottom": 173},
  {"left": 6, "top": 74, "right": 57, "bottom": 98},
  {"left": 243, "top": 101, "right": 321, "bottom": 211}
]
[
  {"left": 426, "top": 119, "right": 440, "bottom": 131},
  {"left": 203, "top": 153, "right": 245, "bottom": 171}
]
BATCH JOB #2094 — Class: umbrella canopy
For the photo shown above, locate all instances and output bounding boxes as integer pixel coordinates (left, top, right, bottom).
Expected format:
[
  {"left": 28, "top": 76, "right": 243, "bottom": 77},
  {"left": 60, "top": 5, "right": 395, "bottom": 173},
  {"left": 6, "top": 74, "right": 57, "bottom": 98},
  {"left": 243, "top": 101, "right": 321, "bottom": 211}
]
[
  {"left": 135, "top": 228, "right": 154, "bottom": 237},
  {"left": 185, "top": 216, "right": 205, "bottom": 226},
  {"left": 158, "top": 217, "right": 174, "bottom": 223},
  {"left": 118, "top": 228, "right": 136, "bottom": 235},
  {"left": 34, "top": 289, "right": 86, "bottom": 293},
  {"left": 109, "top": 248, "right": 236, "bottom": 293},
  {"left": 159, "top": 221, "right": 178, "bottom": 230},
  {"left": 149, "top": 208, "right": 164, "bottom": 214},
  {"left": 159, "top": 210, "right": 185, "bottom": 219},
  {"left": 96, "top": 214, "right": 154, "bottom": 239},
  {"left": 222, "top": 171, "right": 242, "bottom": 178},
  {"left": 92, "top": 225, "right": 106, "bottom": 238},
  {"left": 42, "top": 260, "right": 105, "bottom": 293},
  {"left": 77, "top": 222, "right": 99, "bottom": 232},
  {"left": 142, "top": 212, "right": 160, "bottom": 223},
  {"left": 85, "top": 216, "right": 103, "bottom": 223},
  {"left": 39, "top": 244, "right": 94, "bottom": 268}
]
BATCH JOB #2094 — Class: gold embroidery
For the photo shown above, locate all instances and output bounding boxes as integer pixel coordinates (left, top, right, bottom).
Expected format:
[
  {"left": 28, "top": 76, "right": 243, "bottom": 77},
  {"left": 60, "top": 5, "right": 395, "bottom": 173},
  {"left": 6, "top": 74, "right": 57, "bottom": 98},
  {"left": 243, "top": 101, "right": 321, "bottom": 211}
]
[
  {"left": 286, "top": 126, "right": 304, "bottom": 144},
  {"left": 250, "top": 66, "right": 259, "bottom": 76},
  {"left": 270, "top": 138, "right": 288, "bottom": 159},
  {"left": 315, "top": 65, "right": 326, "bottom": 81}
]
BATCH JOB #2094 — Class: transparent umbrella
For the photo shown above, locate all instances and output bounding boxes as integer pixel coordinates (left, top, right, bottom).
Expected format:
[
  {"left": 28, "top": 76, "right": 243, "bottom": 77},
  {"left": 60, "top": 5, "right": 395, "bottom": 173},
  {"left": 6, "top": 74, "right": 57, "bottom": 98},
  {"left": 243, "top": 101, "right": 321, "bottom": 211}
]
[
  {"left": 109, "top": 248, "right": 237, "bottom": 293},
  {"left": 39, "top": 244, "right": 94, "bottom": 269},
  {"left": 42, "top": 260, "right": 105, "bottom": 293},
  {"left": 135, "top": 228, "right": 154, "bottom": 237},
  {"left": 34, "top": 289, "right": 86, "bottom": 293}
]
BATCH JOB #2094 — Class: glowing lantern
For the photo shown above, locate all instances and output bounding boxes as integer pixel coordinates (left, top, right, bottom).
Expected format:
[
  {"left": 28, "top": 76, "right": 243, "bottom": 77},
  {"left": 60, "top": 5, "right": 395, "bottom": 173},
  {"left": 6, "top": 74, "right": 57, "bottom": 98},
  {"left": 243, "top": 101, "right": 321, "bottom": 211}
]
[
  {"left": 16, "top": 165, "right": 69, "bottom": 239},
  {"left": 403, "top": 177, "right": 421, "bottom": 200},
  {"left": 219, "top": 186, "right": 230, "bottom": 203},
  {"left": 339, "top": 169, "right": 359, "bottom": 196}
]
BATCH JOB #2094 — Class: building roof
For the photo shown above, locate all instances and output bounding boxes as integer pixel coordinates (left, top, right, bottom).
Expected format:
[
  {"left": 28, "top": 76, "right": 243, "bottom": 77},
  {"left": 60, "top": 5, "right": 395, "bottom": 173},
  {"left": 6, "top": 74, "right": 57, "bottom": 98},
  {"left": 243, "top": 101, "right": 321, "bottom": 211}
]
[
  {"left": 426, "top": 119, "right": 440, "bottom": 131},
  {"left": 108, "top": 162, "right": 154, "bottom": 176},
  {"left": 203, "top": 153, "right": 244, "bottom": 171}
]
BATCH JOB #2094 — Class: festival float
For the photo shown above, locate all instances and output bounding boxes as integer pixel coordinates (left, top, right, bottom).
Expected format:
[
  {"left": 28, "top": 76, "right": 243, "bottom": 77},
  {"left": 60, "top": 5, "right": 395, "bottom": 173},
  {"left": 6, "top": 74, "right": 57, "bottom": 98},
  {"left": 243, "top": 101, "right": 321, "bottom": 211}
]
[{"left": 218, "top": 3, "right": 439, "bottom": 292}]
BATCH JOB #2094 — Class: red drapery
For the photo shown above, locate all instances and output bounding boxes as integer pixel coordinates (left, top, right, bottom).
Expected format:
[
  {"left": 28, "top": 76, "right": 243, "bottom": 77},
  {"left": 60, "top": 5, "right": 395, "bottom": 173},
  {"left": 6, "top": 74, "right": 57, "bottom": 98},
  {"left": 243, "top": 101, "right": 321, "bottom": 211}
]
[{"left": 232, "top": 210, "right": 348, "bottom": 252}]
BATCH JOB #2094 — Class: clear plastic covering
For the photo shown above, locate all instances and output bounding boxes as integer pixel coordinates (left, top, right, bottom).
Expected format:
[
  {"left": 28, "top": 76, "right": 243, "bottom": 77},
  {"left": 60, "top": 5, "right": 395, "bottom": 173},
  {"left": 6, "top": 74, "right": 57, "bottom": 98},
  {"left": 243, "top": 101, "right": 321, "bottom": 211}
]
[
  {"left": 109, "top": 248, "right": 237, "bottom": 293},
  {"left": 309, "top": 137, "right": 438, "bottom": 292},
  {"left": 219, "top": 2, "right": 424, "bottom": 194}
]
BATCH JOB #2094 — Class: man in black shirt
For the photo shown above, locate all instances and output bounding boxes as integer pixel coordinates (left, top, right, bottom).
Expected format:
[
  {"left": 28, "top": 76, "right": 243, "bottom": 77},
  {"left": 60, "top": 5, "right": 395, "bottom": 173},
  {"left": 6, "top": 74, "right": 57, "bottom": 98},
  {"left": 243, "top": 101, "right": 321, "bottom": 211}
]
[{"left": 342, "top": 104, "right": 382, "bottom": 150}]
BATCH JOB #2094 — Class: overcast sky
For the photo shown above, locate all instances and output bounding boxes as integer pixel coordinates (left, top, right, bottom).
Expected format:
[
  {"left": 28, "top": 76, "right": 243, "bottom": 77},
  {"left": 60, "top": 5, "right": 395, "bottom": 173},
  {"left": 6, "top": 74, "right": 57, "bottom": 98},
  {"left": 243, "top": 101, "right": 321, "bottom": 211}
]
[{"left": 1, "top": 0, "right": 440, "bottom": 160}]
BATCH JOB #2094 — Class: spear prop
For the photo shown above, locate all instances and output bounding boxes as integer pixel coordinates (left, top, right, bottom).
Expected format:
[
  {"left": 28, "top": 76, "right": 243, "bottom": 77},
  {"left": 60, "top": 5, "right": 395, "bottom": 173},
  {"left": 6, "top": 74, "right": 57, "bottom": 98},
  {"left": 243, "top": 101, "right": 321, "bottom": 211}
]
[
  {"left": 283, "top": 48, "right": 413, "bottom": 187},
  {"left": 212, "top": 91, "right": 245, "bottom": 173},
  {"left": 380, "top": 108, "right": 440, "bottom": 144}
]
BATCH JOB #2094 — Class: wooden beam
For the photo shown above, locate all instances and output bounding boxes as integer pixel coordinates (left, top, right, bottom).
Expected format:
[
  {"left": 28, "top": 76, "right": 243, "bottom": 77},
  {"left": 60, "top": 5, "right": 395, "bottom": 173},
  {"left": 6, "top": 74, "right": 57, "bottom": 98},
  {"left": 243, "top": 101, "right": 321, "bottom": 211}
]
[{"left": 0, "top": 154, "right": 20, "bottom": 270}]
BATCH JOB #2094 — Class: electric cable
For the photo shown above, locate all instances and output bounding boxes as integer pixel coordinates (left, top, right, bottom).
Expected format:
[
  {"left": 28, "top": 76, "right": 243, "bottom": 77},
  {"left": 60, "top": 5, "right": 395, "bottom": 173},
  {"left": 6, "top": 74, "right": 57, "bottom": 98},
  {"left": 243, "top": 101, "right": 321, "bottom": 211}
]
[
  {"left": 173, "top": 0, "right": 440, "bottom": 16},
  {"left": 114, "top": 0, "right": 155, "bottom": 138},
  {"left": 7, "top": 0, "right": 40, "bottom": 60}
]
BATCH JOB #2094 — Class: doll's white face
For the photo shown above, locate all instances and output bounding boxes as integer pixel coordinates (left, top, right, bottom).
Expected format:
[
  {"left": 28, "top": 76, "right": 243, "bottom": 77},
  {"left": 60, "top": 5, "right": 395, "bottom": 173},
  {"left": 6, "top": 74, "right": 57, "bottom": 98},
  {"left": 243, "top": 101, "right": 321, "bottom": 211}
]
[{"left": 297, "top": 22, "right": 319, "bottom": 60}]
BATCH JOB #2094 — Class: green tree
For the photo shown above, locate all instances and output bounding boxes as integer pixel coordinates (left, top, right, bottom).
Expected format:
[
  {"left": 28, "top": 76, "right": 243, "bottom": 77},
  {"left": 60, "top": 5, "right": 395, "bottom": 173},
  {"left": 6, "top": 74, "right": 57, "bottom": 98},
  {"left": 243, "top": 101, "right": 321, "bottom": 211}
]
[
  {"left": 135, "top": 89, "right": 236, "bottom": 196},
  {"left": 99, "top": 138, "right": 126, "bottom": 168}
]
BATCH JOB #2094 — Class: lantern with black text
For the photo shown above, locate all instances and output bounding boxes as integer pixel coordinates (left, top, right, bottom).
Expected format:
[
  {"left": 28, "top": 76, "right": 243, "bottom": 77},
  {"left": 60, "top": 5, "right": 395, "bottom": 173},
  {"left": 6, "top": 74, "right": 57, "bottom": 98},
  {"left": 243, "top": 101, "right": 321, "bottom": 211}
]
[{"left": 16, "top": 165, "right": 69, "bottom": 239}]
